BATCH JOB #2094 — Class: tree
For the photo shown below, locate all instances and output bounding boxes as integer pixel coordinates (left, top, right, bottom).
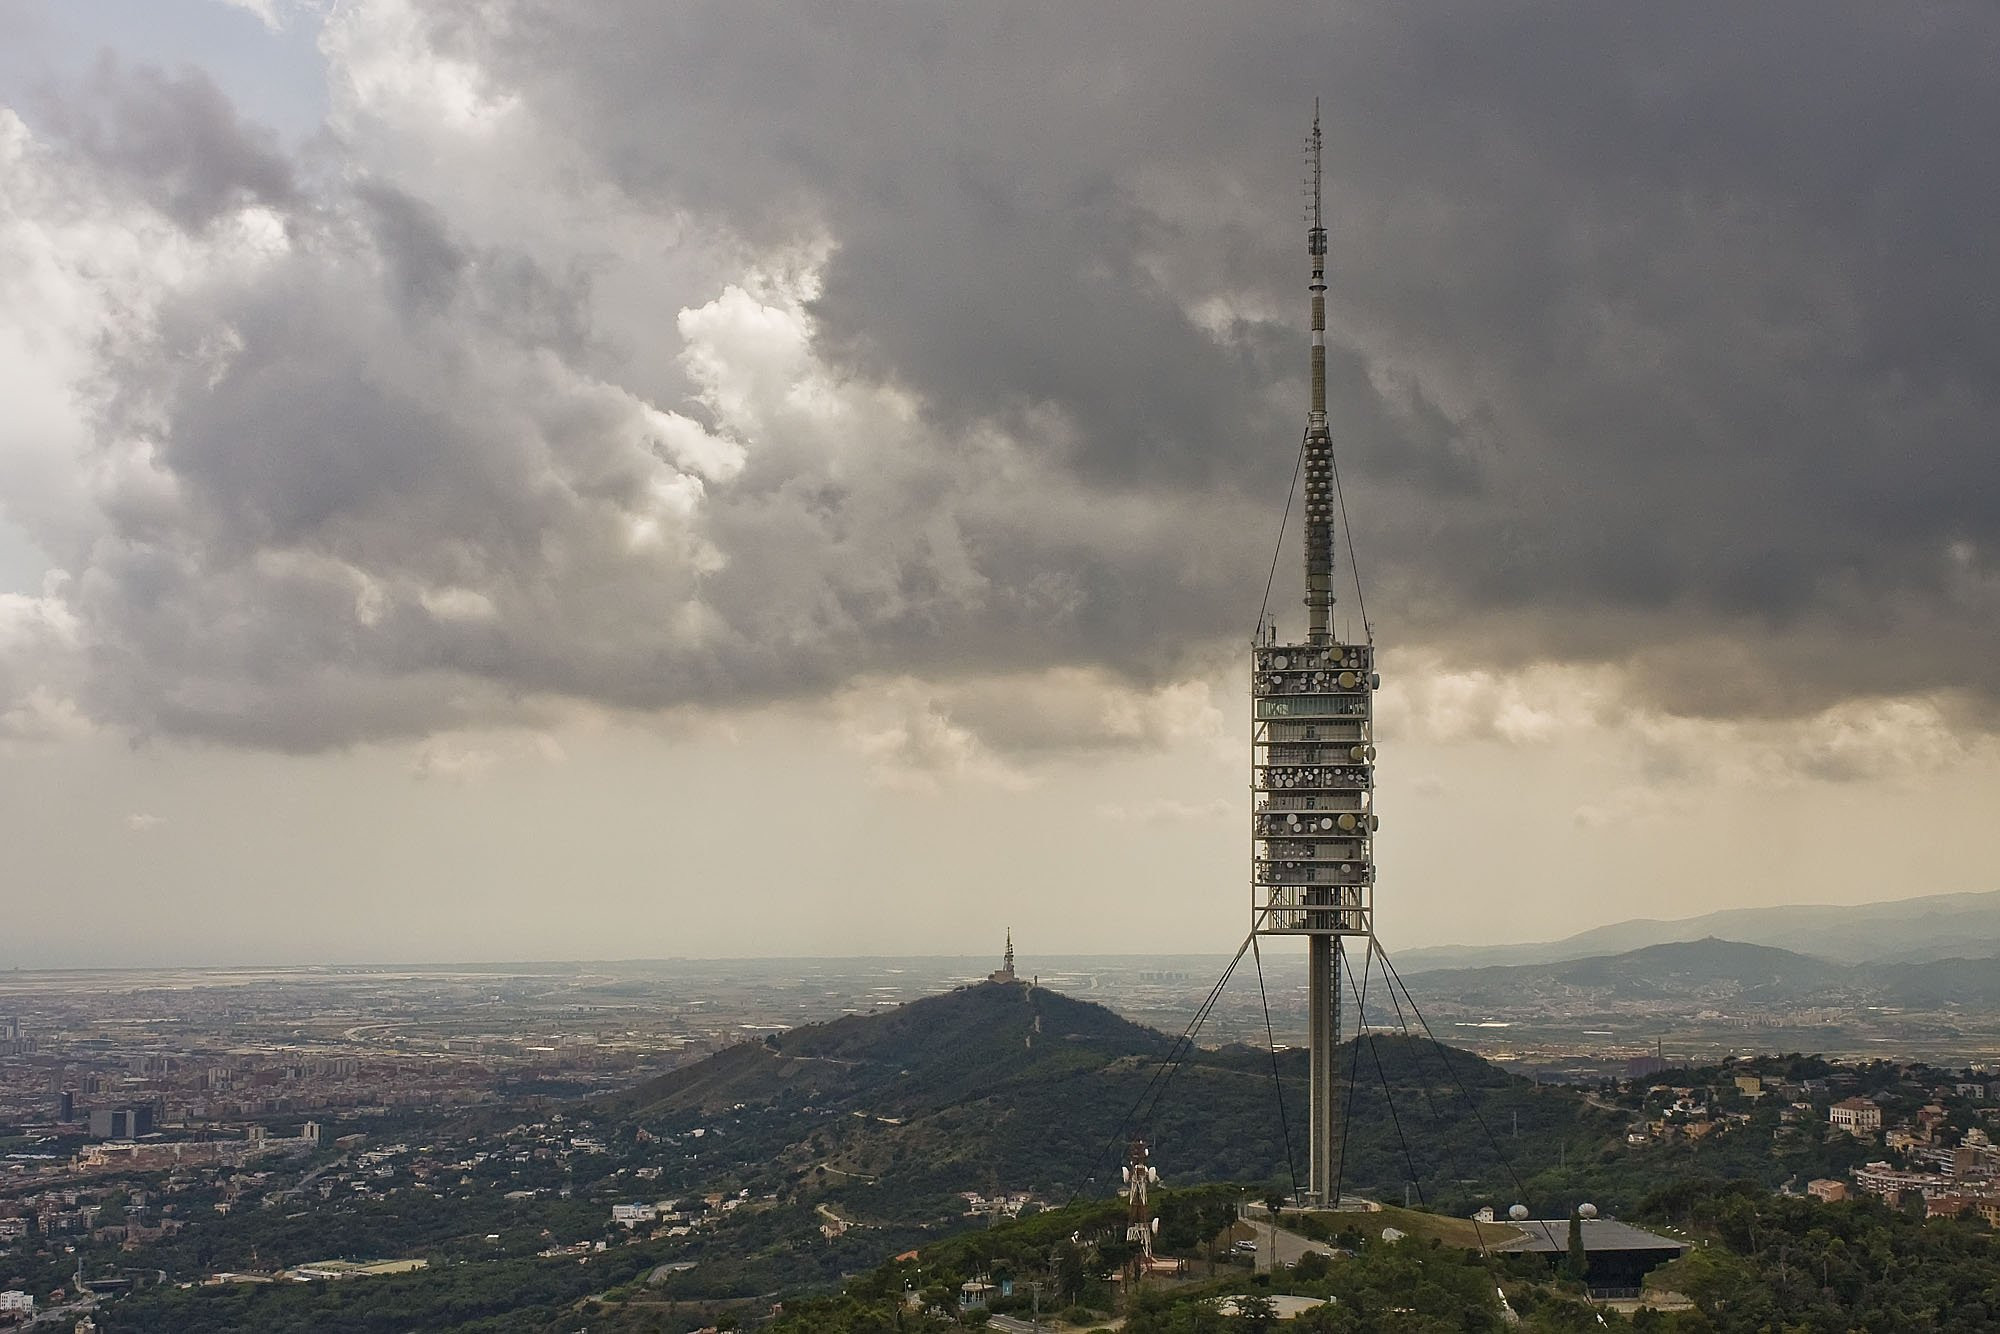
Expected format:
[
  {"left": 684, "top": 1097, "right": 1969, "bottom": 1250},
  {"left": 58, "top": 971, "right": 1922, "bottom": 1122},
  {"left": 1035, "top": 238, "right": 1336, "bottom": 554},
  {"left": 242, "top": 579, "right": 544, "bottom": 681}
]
[
  {"left": 1054, "top": 1240, "right": 1087, "bottom": 1305},
  {"left": 1565, "top": 1212, "right": 1587, "bottom": 1284},
  {"left": 1233, "top": 1293, "right": 1278, "bottom": 1332}
]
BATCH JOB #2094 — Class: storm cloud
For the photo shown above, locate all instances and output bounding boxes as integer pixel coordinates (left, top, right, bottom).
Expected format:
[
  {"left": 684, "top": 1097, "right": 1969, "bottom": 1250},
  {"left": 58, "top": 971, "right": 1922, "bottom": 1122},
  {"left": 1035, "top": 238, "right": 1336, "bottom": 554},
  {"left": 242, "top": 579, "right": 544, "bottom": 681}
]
[{"left": 4, "top": 0, "right": 1999, "bottom": 754}]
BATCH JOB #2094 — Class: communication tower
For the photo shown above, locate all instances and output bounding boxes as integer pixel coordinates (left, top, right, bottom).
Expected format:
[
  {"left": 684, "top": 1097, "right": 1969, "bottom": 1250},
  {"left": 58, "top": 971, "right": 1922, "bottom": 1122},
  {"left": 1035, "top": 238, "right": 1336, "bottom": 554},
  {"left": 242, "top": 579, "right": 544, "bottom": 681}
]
[
  {"left": 1121, "top": 1139, "right": 1160, "bottom": 1288},
  {"left": 1251, "top": 105, "right": 1377, "bottom": 1206}
]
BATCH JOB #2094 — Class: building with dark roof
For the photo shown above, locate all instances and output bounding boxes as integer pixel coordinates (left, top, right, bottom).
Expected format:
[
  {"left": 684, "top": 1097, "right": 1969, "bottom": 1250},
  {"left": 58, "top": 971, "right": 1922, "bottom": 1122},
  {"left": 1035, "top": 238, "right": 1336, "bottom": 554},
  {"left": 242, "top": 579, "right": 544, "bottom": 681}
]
[{"left": 1495, "top": 1217, "right": 1689, "bottom": 1298}]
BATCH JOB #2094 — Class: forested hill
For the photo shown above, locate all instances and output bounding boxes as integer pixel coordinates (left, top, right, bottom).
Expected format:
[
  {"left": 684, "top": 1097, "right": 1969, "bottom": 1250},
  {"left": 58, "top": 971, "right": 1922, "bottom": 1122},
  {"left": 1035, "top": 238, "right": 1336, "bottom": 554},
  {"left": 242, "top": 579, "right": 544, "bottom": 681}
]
[
  {"left": 599, "top": 978, "right": 1171, "bottom": 1120},
  {"left": 584, "top": 979, "right": 1617, "bottom": 1216}
]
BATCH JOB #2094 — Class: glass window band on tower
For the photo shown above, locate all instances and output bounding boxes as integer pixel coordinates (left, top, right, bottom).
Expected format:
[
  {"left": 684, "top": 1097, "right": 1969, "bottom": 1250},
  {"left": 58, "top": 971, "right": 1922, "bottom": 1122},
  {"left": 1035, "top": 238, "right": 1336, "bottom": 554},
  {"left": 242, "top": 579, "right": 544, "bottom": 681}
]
[{"left": 1251, "top": 639, "right": 1377, "bottom": 936}]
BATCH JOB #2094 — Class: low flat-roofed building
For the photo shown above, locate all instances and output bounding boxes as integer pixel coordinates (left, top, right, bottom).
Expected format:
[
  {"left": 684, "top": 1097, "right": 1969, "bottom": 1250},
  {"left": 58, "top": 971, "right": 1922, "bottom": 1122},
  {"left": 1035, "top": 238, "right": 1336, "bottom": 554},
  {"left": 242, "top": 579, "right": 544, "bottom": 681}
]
[
  {"left": 1495, "top": 1218, "right": 1689, "bottom": 1298},
  {"left": 286, "top": 1259, "right": 426, "bottom": 1282},
  {"left": 1853, "top": 1161, "right": 1951, "bottom": 1200}
]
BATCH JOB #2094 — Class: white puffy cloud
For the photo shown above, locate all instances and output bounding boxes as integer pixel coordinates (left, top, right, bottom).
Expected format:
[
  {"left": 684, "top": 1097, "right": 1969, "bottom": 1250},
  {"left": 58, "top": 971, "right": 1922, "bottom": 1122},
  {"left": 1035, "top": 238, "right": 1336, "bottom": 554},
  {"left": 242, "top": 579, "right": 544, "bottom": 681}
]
[
  {"left": 0, "top": 577, "right": 85, "bottom": 741},
  {"left": 0, "top": 40, "right": 1264, "bottom": 759},
  {"left": 209, "top": 0, "right": 283, "bottom": 31}
]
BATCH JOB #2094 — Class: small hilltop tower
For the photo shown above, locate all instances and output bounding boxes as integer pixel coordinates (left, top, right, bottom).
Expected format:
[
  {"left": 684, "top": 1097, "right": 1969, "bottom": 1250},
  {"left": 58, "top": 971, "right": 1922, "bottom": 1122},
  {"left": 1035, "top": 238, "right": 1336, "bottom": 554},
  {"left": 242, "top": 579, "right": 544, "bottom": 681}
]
[
  {"left": 988, "top": 930, "right": 1017, "bottom": 984},
  {"left": 1250, "top": 105, "right": 1378, "bottom": 1206}
]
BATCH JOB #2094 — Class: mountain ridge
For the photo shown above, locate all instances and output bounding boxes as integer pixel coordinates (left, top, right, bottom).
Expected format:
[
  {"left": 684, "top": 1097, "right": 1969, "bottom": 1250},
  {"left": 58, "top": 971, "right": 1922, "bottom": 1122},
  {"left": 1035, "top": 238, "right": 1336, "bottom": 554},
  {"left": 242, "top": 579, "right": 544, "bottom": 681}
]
[
  {"left": 1397, "top": 934, "right": 2000, "bottom": 1011},
  {"left": 1398, "top": 887, "right": 2000, "bottom": 972}
]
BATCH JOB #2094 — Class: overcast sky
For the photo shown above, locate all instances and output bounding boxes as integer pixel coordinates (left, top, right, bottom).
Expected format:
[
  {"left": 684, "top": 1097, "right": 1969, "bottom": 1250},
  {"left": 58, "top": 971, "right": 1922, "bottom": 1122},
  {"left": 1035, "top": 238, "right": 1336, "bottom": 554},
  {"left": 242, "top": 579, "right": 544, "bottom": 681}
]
[{"left": 3, "top": 0, "right": 1998, "bottom": 968}]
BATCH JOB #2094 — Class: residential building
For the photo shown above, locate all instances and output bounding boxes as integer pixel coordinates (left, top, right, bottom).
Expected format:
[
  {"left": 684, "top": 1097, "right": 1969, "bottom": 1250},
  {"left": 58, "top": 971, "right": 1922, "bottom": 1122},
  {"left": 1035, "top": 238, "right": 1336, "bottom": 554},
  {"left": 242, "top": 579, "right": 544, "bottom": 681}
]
[
  {"left": 1829, "top": 1098, "right": 1882, "bottom": 1135},
  {"left": 1926, "top": 1195, "right": 1985, "bottom": 1220},
  {"left": 1853, "top": 1161, "right": 1950, "bottom": 1201}
]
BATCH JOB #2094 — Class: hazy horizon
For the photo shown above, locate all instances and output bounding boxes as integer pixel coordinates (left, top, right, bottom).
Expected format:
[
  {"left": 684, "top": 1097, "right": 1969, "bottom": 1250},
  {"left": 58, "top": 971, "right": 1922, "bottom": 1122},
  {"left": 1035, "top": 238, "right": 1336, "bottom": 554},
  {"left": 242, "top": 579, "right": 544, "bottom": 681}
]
[{"left": 7, "top": 884, "right": 1996, "bottom": 973}]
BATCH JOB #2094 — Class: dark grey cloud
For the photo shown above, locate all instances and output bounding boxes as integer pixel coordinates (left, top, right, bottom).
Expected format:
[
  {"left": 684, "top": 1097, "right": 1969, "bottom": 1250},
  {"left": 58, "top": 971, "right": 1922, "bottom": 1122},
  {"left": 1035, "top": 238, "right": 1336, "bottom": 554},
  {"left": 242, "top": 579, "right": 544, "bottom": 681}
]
[
  {"left": 41, "top": 56, "right": 297, "bottom": 228},
  {"left": 8, "top": 2, "right": 2000, "bottom": 751},
  {"left": 447, "top": 0, "right": 2000, "bottom": 715}
]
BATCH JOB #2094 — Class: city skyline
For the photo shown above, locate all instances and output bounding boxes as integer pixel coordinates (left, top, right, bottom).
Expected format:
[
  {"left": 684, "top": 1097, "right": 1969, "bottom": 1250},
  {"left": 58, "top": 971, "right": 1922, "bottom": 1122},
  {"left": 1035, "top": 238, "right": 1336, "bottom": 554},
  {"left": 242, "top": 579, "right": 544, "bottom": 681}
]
[{"left": 5, "top": 1, "right": 2000, "bottom": 967}]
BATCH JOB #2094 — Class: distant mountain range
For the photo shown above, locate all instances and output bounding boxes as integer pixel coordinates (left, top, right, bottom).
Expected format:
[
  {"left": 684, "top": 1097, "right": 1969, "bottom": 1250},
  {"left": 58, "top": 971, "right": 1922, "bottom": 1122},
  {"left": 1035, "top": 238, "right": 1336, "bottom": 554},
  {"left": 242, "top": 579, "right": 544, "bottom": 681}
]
[
  {"left": 1398, "top": 888, "right": 2000, "bottom": 972},
  {"left": 1399, "top": 935, "right": 2000, "bottom": 1012}
]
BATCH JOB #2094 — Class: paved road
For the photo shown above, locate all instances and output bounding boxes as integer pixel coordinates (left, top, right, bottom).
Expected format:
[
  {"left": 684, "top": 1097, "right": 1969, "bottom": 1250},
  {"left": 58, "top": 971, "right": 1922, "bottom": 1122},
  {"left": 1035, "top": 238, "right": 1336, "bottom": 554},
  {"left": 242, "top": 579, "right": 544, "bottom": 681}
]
[
  {"left": 1246, "top": 1218, "right": 1339, "bottom": 1273},
  {"left": 24, "top": 1298, "right": 99, "bottom": 1328}
]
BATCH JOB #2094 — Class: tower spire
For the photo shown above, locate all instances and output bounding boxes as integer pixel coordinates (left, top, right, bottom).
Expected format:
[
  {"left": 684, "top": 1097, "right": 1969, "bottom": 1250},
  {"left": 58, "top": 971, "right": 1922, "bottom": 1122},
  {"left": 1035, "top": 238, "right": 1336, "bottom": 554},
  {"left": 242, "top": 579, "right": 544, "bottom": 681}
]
[{"left": 1304, "top": 100, "right": 1334, "bottom": 645}]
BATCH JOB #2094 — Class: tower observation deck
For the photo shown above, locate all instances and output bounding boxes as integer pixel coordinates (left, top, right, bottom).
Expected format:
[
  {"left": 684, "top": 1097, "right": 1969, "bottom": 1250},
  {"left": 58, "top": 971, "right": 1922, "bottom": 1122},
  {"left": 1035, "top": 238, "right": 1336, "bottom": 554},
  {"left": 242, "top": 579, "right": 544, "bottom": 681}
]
[{"left": 1251, "top": 106, "right": 1377, "bottom": 1207}]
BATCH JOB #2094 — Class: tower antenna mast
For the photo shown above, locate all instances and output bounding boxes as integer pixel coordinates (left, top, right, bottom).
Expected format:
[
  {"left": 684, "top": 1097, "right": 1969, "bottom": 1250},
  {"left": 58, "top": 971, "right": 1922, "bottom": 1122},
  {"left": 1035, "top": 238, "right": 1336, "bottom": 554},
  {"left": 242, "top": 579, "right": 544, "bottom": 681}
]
[
  {"left": 1305, "top": 100, "right": 1333, "bottom": 644},
  {"left": 1249, "top": 101, "right": 1378, "bottom": 1208}
]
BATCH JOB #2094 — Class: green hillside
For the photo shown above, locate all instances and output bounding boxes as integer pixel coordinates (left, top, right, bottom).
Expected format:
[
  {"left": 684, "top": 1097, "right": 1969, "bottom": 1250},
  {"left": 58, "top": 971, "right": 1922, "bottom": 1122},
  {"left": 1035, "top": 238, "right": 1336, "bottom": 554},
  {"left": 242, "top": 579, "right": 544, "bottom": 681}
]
[
  {"left": 587, "top": 979, "right": 1623, "bottom": 1219},
  {"left": 604, "top": 977, "right": 1170, "bottom": 1119}
]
